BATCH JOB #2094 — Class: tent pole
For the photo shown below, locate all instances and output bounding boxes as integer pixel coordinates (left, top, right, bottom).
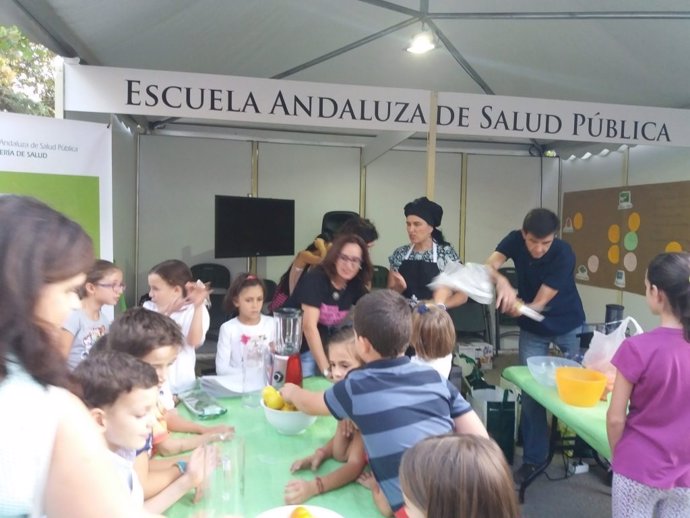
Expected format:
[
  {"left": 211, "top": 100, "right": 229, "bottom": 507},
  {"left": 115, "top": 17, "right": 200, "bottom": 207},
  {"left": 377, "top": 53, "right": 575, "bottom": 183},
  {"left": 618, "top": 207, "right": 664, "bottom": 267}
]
[
  {"left": 248, "top": 141, "right": 259, "bottom": 275},
  {"left": 459, "top": 153, "right": 467, "bottom": 262},
  {"left": 425, "top": 91, "right": 438, "bottom": 199},
  {"left": 359, "top": 155, "right": 367, "bottom": 217},
  {"left": 55, "top": 59, "right": 65, "bottom": 119}
]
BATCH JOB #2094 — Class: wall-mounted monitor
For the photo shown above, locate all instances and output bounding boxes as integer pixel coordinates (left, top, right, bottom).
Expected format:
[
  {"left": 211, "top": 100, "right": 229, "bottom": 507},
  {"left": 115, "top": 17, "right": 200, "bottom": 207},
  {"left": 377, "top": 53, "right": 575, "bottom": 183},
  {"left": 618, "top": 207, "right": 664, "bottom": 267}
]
[{"left": 215, "top": 195, "right": 295, "bottom": 258}]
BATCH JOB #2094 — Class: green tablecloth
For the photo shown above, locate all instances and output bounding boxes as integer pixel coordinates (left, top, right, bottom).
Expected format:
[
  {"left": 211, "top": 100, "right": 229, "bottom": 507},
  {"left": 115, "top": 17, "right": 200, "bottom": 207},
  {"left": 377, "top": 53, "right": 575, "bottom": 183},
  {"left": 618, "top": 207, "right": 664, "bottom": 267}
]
[
  {"left": 502, "top": 366, "right": 611, "bottom": 460},
  {"left": 165, "top": 378, "right": 381, "bottom": 518}
]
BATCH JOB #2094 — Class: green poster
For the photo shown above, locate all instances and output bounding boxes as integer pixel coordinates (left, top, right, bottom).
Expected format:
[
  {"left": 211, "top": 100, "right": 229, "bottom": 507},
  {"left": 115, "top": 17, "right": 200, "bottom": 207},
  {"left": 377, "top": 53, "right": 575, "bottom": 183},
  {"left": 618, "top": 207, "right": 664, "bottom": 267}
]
[{"left": 0, "top": 171, "right": 101, "bottom": 256}]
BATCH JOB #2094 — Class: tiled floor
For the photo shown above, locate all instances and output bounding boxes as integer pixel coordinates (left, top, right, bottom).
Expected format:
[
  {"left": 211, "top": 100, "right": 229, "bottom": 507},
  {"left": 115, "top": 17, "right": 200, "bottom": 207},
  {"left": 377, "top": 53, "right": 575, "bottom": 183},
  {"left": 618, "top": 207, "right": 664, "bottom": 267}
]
[{"left": 485, "top": 348, "right": 520, "bottom": 385}]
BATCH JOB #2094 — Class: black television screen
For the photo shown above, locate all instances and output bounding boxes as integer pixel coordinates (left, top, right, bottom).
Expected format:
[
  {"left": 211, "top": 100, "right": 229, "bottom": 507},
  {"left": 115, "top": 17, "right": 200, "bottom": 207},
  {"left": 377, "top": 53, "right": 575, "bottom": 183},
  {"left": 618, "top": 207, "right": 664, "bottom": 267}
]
[{"left": 215, "top": 195, "right": 295, "bottom": 258}]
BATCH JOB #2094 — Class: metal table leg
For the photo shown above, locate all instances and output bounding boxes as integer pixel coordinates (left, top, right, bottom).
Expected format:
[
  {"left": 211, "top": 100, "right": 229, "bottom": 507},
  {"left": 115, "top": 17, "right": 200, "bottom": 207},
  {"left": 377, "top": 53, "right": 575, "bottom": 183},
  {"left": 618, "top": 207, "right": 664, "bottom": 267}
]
[{"left": 519, "top": 414, "right": 563, "bottom": 503}]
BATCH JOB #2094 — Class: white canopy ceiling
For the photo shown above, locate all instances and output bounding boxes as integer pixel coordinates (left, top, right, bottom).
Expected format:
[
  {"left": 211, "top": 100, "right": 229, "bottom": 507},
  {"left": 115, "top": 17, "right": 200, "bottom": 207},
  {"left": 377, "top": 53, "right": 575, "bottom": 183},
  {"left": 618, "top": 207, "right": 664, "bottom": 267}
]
[{"left": 3, "top": 0, "right": 690, "bottom": 154}]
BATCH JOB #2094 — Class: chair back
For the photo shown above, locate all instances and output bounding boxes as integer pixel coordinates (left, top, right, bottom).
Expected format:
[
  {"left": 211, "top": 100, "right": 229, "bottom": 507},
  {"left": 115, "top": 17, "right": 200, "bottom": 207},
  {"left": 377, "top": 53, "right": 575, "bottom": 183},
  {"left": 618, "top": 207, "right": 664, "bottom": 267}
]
[
  {"left": 190, "top": 263, "right": 231, "bottom": 343},
  {"left": 191, "top": 263, "right": 231, "bottom": 290},
  {"left": 206, "top": 293, "right": 230, "bottom": 341},
  {"left": 371, "top": 265, "right": 389, "bottom": 290},
  {"left": 447, "top": 299, "right": 492, "bottom": 343},
  {"left": 262, "top": 279, "right": 278, "bottom": 304},
  {"left": 496, "top": 266, "right": 519, "bottom": 326},
  {"left": 494, "top": 266, "right": 520, "bottom": 351},
  {"left": 321, "top": 211, "right": 359, "bottom": 238}
]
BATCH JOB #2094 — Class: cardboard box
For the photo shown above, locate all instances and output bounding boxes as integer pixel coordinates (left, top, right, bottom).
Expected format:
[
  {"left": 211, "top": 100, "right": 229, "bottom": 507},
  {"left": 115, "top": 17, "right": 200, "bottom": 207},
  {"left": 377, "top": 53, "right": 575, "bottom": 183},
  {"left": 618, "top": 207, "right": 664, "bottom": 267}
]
[{"left": 457, "top": 341, "right": 494, "bottom": 370}]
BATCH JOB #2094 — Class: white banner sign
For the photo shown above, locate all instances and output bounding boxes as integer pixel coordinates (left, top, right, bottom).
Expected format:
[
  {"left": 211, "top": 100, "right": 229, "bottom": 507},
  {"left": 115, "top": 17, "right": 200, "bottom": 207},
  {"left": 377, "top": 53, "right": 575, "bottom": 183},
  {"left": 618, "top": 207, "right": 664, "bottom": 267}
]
[
  {"left": 0, "top": 112, "right": 113, "bottom": 261},
  {"left": 64, "top": 64, "right": 690, "bottom": 148},
  {"left": 0, "top": 112, "right": 110, "bottom": 176},
  {"left": 437, "top": 92, "right": 686, "bottom": 147}
]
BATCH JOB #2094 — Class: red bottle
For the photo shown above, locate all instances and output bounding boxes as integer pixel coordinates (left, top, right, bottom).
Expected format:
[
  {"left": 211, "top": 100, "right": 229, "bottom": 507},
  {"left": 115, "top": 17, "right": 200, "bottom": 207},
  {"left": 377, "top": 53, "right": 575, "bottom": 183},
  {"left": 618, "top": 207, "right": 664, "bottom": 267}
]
[{"left": 285, "top": 354, "right": 303, "bottom": 387}]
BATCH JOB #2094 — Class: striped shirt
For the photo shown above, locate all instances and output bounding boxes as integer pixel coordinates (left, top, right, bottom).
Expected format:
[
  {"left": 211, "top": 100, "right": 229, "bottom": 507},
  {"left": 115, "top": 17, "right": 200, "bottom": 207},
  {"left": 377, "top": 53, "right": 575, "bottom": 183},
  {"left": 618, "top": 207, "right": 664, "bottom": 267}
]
[{"left": 324, "top": 356, "right": 471, "bottom": 512}]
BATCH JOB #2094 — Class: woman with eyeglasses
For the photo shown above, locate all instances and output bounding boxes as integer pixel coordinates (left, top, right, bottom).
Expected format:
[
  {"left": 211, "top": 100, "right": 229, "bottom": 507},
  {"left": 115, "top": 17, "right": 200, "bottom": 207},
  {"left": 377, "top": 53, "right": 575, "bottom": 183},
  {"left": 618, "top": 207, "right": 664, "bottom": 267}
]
[
  {"left": 388, "top": 197, "right": 463, "bottom": 305},
  {"left": 269, "top": 216, "right": 379, "bottom": 313},
  {"left": 59, "top": 259, "right": 125, "bottom": 370},
  {"left": 285, "top": 234, "right": 373, "bottom": 377}
]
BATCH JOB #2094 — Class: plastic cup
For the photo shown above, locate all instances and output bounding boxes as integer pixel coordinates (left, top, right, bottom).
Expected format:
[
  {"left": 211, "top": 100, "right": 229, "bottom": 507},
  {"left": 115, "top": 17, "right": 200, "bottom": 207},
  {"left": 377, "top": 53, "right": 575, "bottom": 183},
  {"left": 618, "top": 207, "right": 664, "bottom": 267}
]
[
  {"left": 204, "top": 438, "right": 245, "bottom": 518},
  {"left": 242, "top": 341, "right": 266, "bottom": 408}
]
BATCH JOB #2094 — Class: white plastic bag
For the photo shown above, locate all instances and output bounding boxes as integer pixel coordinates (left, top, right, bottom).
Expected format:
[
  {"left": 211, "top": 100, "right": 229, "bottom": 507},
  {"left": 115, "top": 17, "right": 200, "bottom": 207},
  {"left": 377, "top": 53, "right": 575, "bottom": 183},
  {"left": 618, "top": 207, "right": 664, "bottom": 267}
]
[
  {"left": 428, "top": 262, "right": 544, "bottom": 321},
  {"left": 582, "top": 316, "right": 643, "bottom": 393},
  {"left": 428, "top": 262, "right": 494, "bottom": 304}
]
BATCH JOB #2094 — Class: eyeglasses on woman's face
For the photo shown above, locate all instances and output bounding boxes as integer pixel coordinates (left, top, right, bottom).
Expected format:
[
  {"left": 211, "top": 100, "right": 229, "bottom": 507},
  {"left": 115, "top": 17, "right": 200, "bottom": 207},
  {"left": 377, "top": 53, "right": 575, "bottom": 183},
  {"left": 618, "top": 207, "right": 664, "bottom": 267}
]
[
  {"left": 338, "top": 253, "right": 362, "bottom": 266},
  {"left": 96, "top": 282, "right": 126, "bottom": 291}
]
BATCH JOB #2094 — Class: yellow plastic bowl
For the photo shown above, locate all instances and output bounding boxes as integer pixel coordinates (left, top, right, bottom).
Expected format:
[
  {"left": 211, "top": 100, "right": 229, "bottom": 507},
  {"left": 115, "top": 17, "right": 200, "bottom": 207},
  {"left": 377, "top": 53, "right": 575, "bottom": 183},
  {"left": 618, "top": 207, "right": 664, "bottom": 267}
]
[{"left": 555, "top": 367, "right": 607, "bottom": 407}]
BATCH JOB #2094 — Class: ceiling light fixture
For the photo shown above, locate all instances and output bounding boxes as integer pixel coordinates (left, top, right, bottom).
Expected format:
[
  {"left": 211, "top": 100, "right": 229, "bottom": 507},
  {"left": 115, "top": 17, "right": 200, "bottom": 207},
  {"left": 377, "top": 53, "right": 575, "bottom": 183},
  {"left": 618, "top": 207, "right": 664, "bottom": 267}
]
[{"left": 406, "top": 27, "right": 436, "bottom": 54}]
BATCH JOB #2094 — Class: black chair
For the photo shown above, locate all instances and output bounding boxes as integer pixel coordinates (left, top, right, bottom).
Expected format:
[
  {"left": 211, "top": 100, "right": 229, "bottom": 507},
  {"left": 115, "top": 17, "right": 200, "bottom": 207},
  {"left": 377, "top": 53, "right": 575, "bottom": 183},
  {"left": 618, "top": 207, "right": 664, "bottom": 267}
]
[
  {"left": 371, "top": 265, "right": 389, "bottom": 290},
  {"left": 190, "top": 263, "right": 231, "bottom": 290},
  {"left": 263, "top": 279, "right": 277, "bottom": 301},
  {"left": 191, "top": 263, "right": 231, "bottom": 342},
  {"left": 495, "top": 266, "right": 520, "bottom": 351},
  {"left": 448, "top": 299, "right": 493, "bottom": 344},
  {"left": 262, "top": 279, "right": 278, "bottom": 313},
  {"left": 205, "top": 293, "right": 229, "bottom": 342},
  {"left": 321, "top": 211, "right": 359, "bottom": 238}
]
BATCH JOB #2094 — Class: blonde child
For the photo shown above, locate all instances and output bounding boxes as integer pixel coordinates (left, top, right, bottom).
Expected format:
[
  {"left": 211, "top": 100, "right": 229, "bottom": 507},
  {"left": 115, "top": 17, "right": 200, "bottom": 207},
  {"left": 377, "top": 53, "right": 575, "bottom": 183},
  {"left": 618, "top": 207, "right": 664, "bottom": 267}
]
[
  {"left": 74, "top": 351, "right": 215, "bottom": 515},
  {"left": 60, "top": 259, "right": 124, "bottom": 369},
  {"left": 215, "top": 274, "right": 274, "bottom": 380},
  {"left": 284, "top": 328, "right": 367, "bottom": 504},
  {"left": 102, "top": 307, "right": 233, "bottom": 500},
  {"left": 410, "top": 302, "right": 456, "bottom": 378},
  {"left": 399, "top": 434, "right": 519, "bottom": 518},
  {"left": 607, "top": 252, "right": 690, "bottom": 518},
  {"left": 144, "top": 259, "right": 211, "bottom": 394}
]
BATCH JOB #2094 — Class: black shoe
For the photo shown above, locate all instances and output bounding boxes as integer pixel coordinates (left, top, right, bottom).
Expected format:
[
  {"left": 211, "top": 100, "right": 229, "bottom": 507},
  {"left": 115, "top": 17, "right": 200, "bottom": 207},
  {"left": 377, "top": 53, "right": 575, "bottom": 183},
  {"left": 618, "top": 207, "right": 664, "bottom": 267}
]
[{"left": 513, "top": 463, "right": 538, "bottom": 485}]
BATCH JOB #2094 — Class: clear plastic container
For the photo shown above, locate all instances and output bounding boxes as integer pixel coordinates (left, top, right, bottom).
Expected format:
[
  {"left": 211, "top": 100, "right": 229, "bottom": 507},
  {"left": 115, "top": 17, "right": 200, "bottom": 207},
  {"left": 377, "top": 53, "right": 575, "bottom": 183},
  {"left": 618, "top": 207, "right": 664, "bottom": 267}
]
[
  {"left": 527, "top": 355, "right": 581, "bottom": 387},
  {"left": 242, "top": 339, "right": 268, "bottom": 408},
  {"left": 178, "top": 384, "right": 227, "bottom": 419}
]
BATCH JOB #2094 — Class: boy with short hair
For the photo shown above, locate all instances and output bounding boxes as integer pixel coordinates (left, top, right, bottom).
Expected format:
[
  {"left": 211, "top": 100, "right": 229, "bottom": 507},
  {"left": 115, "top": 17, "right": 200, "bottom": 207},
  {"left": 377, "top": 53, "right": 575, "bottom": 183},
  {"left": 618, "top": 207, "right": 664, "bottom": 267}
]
[
  {"left": 102, "top": 307, "right": 232, "bottom": 500},
  {"left": 73, "top": 351, "right": 211, "bottom": 514},
  {"left": 281, "top": 289, "right": 487, "bottom": 517}
]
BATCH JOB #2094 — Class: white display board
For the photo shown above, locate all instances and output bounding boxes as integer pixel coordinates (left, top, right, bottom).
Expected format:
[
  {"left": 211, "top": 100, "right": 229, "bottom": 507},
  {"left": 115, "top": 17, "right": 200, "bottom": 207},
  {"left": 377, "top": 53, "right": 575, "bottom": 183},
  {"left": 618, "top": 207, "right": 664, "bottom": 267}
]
[{"left": 0, "top": 111, "right": 113, "bottom": 260}]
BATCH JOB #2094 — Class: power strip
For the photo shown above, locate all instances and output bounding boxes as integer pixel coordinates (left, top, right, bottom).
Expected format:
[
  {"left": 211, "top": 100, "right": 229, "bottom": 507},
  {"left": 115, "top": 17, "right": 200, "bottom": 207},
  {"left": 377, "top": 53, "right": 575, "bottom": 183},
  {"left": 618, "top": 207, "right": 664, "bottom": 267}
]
[{"left": 568, "top": 461, "right": 590, "bottom": 475}]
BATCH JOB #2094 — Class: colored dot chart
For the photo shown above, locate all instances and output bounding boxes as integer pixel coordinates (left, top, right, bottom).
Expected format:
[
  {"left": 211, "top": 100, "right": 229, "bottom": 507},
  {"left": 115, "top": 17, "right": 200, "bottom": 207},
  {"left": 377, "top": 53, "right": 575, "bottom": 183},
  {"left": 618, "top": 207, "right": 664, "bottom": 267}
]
[{"left": 562, "top": 181, "right": 690, "bottom": 295}]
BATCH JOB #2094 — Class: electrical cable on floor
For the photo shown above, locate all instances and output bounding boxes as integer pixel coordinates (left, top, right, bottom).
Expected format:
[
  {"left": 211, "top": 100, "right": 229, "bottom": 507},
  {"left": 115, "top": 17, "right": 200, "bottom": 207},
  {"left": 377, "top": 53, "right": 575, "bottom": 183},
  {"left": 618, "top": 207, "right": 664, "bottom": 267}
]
[{"left": 544, "top": 451, "right": 575, "bottom": 482}]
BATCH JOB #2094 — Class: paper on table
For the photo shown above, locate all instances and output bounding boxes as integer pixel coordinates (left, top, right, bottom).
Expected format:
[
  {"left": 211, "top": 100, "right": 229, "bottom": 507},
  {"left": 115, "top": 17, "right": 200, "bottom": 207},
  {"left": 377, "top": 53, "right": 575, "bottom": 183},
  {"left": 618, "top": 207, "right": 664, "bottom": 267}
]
[{"left": 200, "top": 372, "right": 244, "bottom": 398}]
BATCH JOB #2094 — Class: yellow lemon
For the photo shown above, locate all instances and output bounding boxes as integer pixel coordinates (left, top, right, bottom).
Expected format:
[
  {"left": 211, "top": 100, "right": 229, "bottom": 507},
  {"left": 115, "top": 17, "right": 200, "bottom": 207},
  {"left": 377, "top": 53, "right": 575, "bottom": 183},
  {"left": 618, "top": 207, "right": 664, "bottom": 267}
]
[
  {"left": 262, "top": 386, "right": 284, "bottom": 410},
  {"left": 290, "top": 506, "right": 314, "bottom": 518},
  {"left": 282, "top": 402, "right": 297, "bottom": 412},
  {"left": 262, "top": 385, "right": 276, "bottom": 399}
]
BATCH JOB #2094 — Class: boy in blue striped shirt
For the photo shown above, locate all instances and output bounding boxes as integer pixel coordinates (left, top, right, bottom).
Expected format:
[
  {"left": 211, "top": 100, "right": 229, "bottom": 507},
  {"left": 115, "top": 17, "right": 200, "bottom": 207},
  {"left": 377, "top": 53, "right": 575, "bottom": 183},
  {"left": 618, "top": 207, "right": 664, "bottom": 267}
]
[{"left": 281, "top": 289, "right": 487, "bottom": 517}]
